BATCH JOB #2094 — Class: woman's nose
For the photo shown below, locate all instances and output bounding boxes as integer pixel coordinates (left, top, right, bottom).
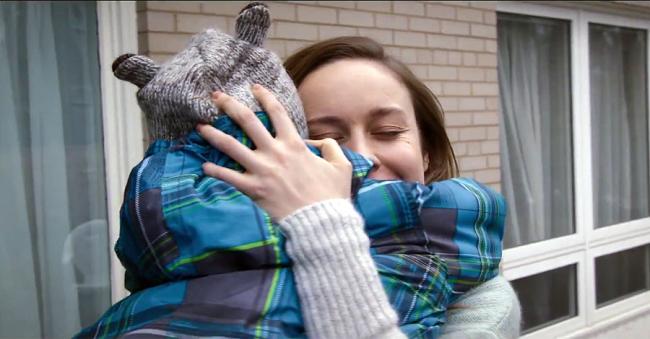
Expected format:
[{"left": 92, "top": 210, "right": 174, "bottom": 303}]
[
  {"left": 365, "top": 153, "right": 382, "bottom": 171},
  {"left": 347, "top": 137, "right": 382, "bottom": 171}
]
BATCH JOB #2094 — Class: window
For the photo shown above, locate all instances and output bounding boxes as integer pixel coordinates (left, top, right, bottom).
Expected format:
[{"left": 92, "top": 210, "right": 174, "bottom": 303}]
[
  {"left": 497, "top": 12, "right": 574, "bottom": 248},
  {"left": 0, "top": 2, "right": 109, "bottom": 337},
  {"left": 595, "top": 244, "right": 650, "bottom": 307},
  {"left": 589, "top": 23, "right": 649, "bottom": 228},
  {"left": 497, "top": 3, "right": 650, "bottom": 338},
  {"left": 511, "top": 264, "right": 578, "bottom": 333},
  {"left": 0, "top": 1, "right": 140, "bottom": 337}
]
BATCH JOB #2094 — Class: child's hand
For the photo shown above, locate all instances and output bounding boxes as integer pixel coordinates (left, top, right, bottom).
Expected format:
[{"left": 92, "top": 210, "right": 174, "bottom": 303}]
[{"left": 197, "top": 84, "right": 352, "bottom": 220}]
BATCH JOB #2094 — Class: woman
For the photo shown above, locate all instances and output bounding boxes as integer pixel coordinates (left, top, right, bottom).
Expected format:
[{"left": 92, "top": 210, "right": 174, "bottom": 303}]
[{"left": 198, "top": 37, "right": 520, "bottom": 338}]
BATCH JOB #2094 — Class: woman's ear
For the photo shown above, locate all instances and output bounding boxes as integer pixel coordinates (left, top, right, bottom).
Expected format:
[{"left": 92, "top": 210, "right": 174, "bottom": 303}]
[{"left": 112, "top": 53, "right": 160, "bottom": 88}]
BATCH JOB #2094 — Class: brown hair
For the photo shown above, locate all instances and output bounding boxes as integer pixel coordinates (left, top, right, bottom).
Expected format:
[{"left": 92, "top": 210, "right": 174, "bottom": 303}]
[{"left": 284, "top": 36, "right": 458, "bottom": 183}]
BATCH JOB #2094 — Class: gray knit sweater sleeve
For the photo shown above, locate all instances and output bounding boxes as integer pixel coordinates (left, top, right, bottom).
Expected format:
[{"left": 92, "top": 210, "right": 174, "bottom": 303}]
[
  {"left": 440, "top": 275, "right": 522, "bottom": 339},
  {"left": 279, "top": 199, "right": 406, "bottom": 339}
]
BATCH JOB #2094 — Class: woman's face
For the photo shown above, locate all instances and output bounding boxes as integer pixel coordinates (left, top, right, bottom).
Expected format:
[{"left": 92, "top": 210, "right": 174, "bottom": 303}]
[{"left": 298, "top": 59, "right": 426, "bottom": 183}]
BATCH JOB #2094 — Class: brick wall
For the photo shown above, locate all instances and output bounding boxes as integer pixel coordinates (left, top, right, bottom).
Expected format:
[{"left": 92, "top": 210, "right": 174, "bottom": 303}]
[{"left": 136, "top": 1, "right": 501, "bottom": 189}]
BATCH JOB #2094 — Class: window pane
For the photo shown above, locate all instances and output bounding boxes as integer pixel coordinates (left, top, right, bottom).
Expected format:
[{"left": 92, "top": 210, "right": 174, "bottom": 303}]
[
  {"left": 590, "top": 24, "right": 649, "bottom": 228},
  {"left": 497, "top": 13, "right": 575, "bottom": 248},
  {"left": 596, "top": 244, "right": 650, "bottom": 307},
  {"left": 511, "top": 265, "right": 578, "bottom": 334},
  {"left": 0, "top": 2, "right": 110, "bottom": 338}
]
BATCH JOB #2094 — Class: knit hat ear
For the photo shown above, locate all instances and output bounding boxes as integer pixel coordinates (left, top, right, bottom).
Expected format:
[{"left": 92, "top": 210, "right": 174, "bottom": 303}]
[
  {"left": 112, "top": 53, "right": 160, "bottom": 88},
  {"left": 235, "top": 2, "right": 270, "bottom": 46}
]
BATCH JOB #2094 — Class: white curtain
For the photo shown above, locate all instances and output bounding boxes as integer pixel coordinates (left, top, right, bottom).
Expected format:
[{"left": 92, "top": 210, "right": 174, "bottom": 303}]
[
  {"left": 590, "top": 24, "right": 649, "bottom": 228},
  {"left": 497, "top": 14, "right": 574, "bottom": 248},
  {"left": 0, "top": 2, "right": 109, "bottom": 338},
  {"left": 497, "top": 14, "right": 577, "bottom": 330},
  {"left": 590, "top": 23, "right": 649, "bottom": 308}
]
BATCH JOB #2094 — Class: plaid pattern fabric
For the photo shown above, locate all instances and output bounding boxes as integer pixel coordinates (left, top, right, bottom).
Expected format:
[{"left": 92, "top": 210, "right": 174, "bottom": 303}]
[{"left": 76, "top": 112, "right": 505, "bottom": 339}]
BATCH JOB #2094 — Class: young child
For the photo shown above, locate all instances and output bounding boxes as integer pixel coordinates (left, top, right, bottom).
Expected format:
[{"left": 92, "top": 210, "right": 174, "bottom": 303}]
[{"left": 77, "top": 3, "right": 505, "bottom": 338}]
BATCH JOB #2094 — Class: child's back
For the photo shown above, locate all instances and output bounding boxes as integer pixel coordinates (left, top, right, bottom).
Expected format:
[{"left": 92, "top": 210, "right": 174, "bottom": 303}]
[{"left": 76, "top": 3, "right": 505, "bottom": 338}]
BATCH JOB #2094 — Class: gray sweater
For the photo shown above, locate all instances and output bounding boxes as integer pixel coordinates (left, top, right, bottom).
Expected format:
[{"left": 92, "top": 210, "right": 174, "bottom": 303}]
[{"left": 279, "top": 199, "right": 521, "bottom": 339}]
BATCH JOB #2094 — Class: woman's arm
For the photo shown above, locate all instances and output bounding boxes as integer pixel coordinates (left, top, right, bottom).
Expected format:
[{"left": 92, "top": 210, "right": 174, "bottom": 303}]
[
  {"left": 440, "top": 275, "right": 521, "bottom": 339},
  {"left": 280, "top": 198, "right": 405, "bottom": 339},
  {"left": 199, "top": 87, "right": 404, "bottom": 338}
]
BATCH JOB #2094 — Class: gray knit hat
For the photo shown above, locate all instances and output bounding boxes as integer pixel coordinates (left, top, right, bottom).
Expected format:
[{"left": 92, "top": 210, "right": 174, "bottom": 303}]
[{"left": 112, "top": 2, "right": 307, "bottom": 140}]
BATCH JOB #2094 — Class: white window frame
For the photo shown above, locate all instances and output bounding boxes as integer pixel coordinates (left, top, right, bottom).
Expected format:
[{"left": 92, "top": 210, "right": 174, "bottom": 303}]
[
  {"left": 97, "top": 0, "right": 142, "bottom": 303},
  {"left": 497, "top": 2, "right": 650, "bottom": 338}
]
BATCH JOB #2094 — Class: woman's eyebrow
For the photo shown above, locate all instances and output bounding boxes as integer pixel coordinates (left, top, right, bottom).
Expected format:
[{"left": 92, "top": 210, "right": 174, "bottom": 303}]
[
  {"left": 369, "top": 107, "right": 407, "bottom": 121},
  {"left": 306, "top": 115, "right": 348, "bottom": 129},
  {"left": 307, "top": 107, "right": 407, "bottom": 126}
]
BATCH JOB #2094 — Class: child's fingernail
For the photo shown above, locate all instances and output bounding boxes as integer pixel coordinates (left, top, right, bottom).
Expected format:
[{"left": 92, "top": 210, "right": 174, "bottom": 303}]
[
  {"left": 212, "top": 91, "right": 221, "bottom": 98},
  {"left": 251, "top": 83, "right": 261, "bottom": 90}
]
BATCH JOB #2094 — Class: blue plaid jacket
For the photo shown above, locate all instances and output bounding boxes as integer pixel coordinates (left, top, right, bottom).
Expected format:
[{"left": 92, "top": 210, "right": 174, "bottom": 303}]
[{"left": 77, "top": 112, "right": 506, "bottom": 339}]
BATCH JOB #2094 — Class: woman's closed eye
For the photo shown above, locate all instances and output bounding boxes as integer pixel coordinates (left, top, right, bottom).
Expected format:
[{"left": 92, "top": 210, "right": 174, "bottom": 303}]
[
  {"left": 309, "top": 133, "right": 346, "bottom": 142},
  {"left": 372, "top": 127, "right": 409, "bottom": 140}
]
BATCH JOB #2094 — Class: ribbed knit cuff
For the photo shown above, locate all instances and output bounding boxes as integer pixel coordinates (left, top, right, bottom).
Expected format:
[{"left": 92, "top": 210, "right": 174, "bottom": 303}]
[
  {"left": 440, "top": 275, "right": 521, "bottom": 339},
  {"left": 279, "top": 199, "right": 405, "bottom": 339}
]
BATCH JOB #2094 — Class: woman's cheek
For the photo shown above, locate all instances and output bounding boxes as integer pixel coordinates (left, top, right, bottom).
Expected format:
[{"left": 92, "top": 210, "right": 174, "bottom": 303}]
[{"left": 383, "top": 141, "right": 425, "bottom": 182}]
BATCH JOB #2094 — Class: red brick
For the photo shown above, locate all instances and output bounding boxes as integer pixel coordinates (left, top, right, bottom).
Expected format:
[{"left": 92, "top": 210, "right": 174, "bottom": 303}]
[
  {"left": 459, "top": 127, "right": 487, "bottom": 141},
  {"left": 429, "top": 66, "right": 458, "bottom": 80},
  {"left": 441, "top": 20, "right": 470, "bottom": 35},
  {"left": 376, "top": 13, "right": 408, "bottom": 30},
  {"left": 426, "top": 4, "right": 456, "bottom": 19},
  {"left": 457, "top": 7, "right": 484, "bottom": 23},
  {"left": 338, "top": 9, "right": 374, "bottom": 27},
  {"left": 460, "top": 155, "right": 488, "bottom": 170},
  {"left": 297, "top": 5, "right": 337, "bottom": 24},
  {"left": 393, "top": 1, "right": 425, "bottom": 16}
]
